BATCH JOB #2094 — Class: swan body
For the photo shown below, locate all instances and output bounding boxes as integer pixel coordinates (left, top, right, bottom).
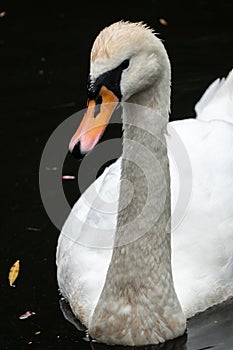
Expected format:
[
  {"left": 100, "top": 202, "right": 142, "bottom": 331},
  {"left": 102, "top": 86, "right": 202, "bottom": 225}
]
[{"left": 56, "top": 21, "right": 233, "bottom": 346}]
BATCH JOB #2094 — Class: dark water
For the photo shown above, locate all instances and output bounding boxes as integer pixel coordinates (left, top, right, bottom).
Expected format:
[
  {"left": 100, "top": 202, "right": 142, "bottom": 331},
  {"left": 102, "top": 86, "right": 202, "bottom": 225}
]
[{"left": 1, "top": 0, "right": 233, "bottom": 349}]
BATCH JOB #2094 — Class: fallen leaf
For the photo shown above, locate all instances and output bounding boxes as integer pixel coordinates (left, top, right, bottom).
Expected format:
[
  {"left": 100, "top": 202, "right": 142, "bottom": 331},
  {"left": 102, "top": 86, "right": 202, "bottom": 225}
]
[
  {"left": 19, "top": 311, "right": 36, "bottom": 320},
  {"left": 35, "top": 331, "right": 41, "bottom": 335},
  {"left": 159, "top": 18, "right": 168, "bottom": 26},
  {"left": 62, "top": 175, "right": 76, "bottom": 180},
  {"left": 8, "top": 259, "right": 20, "bottom": 287},
  {"left": 26, "top": 227, "right": 41, "bottom": 232},
  {"left": 45, "top": 166, "right": 57, "bottom": 171}
]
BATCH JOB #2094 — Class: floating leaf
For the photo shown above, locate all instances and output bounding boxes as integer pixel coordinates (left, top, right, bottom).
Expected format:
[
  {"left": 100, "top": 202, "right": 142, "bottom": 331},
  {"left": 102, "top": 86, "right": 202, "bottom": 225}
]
[
  {"left": 62, "top": 175, "right": 76, "bottom": 180},
  {"left": 19, "top": 311, "right": 36, "bottom": 320},
  {"left": 159, "top": 18, "right": 168, "bottom": 26},
  {"left": 26, "top": 227, "right": 41, "bottom": 232},
  {"left": 45, "top": 166, "right": 57, "bottom": 171},
  {"left": 8, "top": 259, "right": 20, "bottom": 287},
  {"left": 35, "top": 331, "right": 41, "bottom": 335}
]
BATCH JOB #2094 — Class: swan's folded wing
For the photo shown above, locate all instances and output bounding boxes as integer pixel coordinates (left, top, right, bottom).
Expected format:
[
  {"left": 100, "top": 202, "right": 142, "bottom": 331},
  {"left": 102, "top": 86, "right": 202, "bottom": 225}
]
[
  {"left": 195, "top": 69, "right": 233, "bottom": 124},
  {"left": 169, "top": 118, "right": 233, "bottom": 318},
  {"left": 56, "top": 158, "right": 121, "bottom": 325},
  {"left": 58, "top": 157, "right": 121, "bottom": 253}
]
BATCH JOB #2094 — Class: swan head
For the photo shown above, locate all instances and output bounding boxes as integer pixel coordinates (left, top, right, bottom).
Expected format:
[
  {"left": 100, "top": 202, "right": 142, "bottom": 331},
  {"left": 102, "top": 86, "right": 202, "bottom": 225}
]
[{"left": 69, "top": 20, "right": 171, "bottom": 158}]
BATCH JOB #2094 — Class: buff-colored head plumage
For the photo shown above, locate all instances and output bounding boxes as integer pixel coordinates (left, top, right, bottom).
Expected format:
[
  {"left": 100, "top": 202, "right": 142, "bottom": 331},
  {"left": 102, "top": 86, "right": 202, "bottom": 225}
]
[
  {"left": 89, "top": 20, "right": 170, "bottom": 112},
  {"left": 91, "top": 21, "right": 158, "bottom": 63}
]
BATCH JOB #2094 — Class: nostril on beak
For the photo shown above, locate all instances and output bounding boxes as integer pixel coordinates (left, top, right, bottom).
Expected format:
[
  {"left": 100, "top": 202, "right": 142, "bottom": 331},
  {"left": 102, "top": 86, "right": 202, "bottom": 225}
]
[{"left": 71, "top": 142, "right": 85, "bottom": 160}]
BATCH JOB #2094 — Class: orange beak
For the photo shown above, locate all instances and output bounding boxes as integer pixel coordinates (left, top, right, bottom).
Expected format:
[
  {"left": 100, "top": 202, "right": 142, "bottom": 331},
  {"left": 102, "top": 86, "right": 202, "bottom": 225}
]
[{"left": 69, "top": 86, "right": 119, "bottom": 155}]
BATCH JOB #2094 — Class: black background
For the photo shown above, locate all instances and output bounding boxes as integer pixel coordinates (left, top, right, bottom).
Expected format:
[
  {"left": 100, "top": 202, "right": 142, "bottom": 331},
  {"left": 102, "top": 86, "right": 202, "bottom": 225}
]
[{"left": 1, "top": 0, "right": 233, "bottom": 349}]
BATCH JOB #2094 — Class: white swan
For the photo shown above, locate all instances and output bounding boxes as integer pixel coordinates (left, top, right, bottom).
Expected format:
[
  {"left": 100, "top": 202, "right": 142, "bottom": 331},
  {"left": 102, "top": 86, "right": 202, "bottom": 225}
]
[{"left": 56, "top": 21, "right": 233, "bottom": 346}]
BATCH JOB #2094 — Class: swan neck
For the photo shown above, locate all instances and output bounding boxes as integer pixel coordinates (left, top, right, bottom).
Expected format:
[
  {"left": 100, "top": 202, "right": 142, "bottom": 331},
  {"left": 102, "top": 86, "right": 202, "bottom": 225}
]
[
  {"left": 126, "top": 71, "right": 171, "bottom": 119},
  {"left": 89, "top": 105, "right": 186, "bottom": 345}
]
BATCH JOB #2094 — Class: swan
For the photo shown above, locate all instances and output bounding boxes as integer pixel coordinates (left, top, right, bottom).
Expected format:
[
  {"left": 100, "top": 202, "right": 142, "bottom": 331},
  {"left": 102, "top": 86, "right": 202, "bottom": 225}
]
[{"left": 56, "top": 20, "right": 233, "bottom": 346}]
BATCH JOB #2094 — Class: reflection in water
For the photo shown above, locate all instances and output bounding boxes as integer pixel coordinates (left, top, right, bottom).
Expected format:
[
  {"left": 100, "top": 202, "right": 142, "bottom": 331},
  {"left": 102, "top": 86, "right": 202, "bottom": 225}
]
[
  {"left": 187, "top": 297, "right": 233, "bottom": 350},
  {"left": 59, "top": 297, "right": 233, "bottom": 350},
  {"left": 90, "top": 335, "right": 187, "bottom": 350},
  {"left": 59, "top": 298, "right": 86, "bottom": 332},
  {"left": 59, "top": 299, "right": 188, "bottom": 349}
]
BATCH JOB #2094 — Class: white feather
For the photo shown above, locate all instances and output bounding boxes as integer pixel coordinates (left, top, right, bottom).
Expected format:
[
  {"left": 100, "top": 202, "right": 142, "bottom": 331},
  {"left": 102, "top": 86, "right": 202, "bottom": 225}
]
[{"left": 195, "top": 69, "right": 233, "bottom": 123}]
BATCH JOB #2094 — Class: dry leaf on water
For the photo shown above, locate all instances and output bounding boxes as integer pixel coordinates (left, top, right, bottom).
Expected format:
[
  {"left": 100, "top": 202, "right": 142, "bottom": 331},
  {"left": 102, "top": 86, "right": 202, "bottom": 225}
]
[
  {"left": 8, "top": 259, "right": 20, "bottom": 287},
  {"left": 159, "top": 18, "right": 168, "bottom": 26},
  {"left": 26, "top": 227, "right": 41, "bottom": 232},
  {"left": 19, "top": 311, "right": 36, "bottom": 320},
  {"left": 62, "top": 175, "right": 76, "bottom": 180}
]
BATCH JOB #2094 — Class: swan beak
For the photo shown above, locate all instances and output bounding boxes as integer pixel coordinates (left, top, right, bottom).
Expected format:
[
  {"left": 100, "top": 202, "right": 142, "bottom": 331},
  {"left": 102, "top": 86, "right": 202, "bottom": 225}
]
[{"left": 69, "top": 86, "right": 119, "bottom": 158}]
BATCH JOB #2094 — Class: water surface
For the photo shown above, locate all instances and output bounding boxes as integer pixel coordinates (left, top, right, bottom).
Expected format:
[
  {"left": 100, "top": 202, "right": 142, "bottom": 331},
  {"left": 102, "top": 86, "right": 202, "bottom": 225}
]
[{"left": 1, "top": 0, "right": 233, "bottom": 348}]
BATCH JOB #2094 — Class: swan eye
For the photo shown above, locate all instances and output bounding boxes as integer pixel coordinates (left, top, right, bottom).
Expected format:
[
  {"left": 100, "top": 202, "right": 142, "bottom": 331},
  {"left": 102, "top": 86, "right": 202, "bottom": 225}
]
[{"left": 121, "top": 59, "right": 130, "bottom": 70}]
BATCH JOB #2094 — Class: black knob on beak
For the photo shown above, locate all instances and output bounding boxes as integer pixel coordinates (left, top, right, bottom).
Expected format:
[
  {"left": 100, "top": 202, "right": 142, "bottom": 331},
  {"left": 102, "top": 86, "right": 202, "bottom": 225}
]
[{"left": 70, "top": 142, "right": 85, "bottom": 160}]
